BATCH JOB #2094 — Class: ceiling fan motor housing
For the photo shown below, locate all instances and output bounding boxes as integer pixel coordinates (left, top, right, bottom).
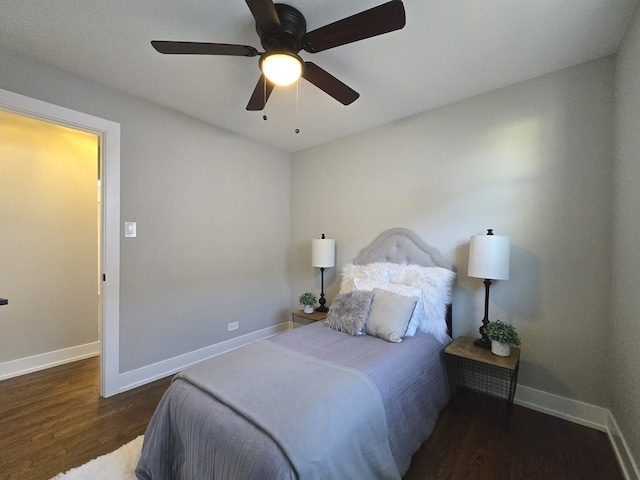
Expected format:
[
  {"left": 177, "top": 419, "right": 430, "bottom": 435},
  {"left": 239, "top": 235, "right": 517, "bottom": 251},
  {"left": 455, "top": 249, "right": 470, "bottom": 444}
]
[{"left": 257, "top": 4, "right": 307, "bottom": 52}]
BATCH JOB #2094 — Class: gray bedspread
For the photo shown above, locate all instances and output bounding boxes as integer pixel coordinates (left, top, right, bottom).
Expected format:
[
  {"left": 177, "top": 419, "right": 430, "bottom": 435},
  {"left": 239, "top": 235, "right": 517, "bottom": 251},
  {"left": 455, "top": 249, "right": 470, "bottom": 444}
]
[
  {"left": 177, "top": 340, "right": 399, "bottom": 479},
  {"left": 136, "top": 322, "right": 450, "bottom": 479}
]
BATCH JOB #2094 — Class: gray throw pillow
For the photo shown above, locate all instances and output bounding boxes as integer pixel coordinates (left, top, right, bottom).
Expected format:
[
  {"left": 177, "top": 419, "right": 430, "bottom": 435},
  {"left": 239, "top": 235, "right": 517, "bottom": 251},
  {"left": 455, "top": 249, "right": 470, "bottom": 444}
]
[
  {"left": 365, "top": 288, "right": 418, "bottom": 343},
  {"left": 325, "top": 290, "right": 375, "bottom": 336}
]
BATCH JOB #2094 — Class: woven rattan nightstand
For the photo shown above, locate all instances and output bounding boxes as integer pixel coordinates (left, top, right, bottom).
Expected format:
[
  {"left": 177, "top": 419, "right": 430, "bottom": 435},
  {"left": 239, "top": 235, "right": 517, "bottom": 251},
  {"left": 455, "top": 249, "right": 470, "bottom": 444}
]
[
  {"left": 445, "top": 336, "right": 520, "bottom": 431},
  {"left": 291, "top": 309, "right": 328, "bottom": 328}
]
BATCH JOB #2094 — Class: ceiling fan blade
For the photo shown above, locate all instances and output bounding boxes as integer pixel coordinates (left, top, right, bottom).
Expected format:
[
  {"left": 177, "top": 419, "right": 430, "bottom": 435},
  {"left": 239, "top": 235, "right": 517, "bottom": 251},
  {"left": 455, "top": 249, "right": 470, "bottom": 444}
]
[
  {"left": 302, "top": 0, "right": 406, "bottom": 53},
  {"left": 245, "top": 0, "right": 281, "bottom": 32},
  {"left": 302, "top": 62, "right": 359, "bottom": 105},
  {"left": 246, "top": 75, "right": 276, "bottom": 111},
  {"left": 151, "top": 41, "right": 259, "bottom": 57}
]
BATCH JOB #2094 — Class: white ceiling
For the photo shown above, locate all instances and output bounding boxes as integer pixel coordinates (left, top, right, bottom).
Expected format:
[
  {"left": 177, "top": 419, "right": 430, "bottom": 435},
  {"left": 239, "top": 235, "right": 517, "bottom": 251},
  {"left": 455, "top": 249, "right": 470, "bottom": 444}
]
[{"left": 1, "top": 0, "right": 636, "bottom": 153}]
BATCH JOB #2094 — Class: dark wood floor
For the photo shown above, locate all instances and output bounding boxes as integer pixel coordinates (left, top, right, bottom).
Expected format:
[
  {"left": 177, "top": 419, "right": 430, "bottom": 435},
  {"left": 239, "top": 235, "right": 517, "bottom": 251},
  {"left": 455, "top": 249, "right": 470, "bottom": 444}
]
[
  {"left": 0, "top": 357, "right": 171, "bottom": 480},
  {"left": 404, "top": 390, "right": 624, "bottom": 480},
  {"left": 0, "top": 357, "right": 623, "bottom": 480}
]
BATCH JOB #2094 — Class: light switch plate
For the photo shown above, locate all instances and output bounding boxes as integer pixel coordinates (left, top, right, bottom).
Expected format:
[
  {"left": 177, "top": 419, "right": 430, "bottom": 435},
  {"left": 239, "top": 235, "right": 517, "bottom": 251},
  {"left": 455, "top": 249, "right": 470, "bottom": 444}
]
[{"left": 125, "top": 222, "right": 137, "bottom": 238}]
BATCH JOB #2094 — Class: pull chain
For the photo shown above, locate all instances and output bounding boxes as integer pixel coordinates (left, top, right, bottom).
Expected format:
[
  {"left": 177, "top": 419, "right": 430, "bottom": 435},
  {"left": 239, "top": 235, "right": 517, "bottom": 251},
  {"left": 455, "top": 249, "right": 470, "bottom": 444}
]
[
  {"left": 295, "top": 79, "right": 300, "bottom": 134},
  {"left": 262, "top": 76, "right": 268, "bottom": 121},
  {"left": 259, "top": 78, "right": 301, "bottom": 133}
]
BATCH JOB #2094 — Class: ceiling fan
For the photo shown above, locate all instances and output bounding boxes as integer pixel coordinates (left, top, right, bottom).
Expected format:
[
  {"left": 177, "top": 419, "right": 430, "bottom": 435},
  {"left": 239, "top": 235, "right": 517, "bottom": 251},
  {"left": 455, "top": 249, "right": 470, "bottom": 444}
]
[{"left": 151, "top": 0, "right": 406, "bottom": 111}]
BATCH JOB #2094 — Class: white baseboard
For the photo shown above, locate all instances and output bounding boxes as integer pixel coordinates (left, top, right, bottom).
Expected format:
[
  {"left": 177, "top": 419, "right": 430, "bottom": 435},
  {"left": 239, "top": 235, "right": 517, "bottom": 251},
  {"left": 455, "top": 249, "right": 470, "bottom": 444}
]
[
  {"left": 607, "top": 411, "right": 640, "bottom": 480},
  {"left": 516, "top": 385, "right": 639, "bottom": 480},
  {"left": 117, "top": 321, "right": 291, "bottom": 393},
  {"left": 0, "top": 341, "right": 100, "bottom": 381},
  {"left": 515, "top": 385, "right": 610, "bottom": 431}
]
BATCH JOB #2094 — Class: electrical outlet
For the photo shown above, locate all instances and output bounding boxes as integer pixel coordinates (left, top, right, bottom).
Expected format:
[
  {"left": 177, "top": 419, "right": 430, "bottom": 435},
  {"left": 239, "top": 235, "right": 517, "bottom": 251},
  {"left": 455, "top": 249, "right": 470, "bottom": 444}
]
[{"left": 228, "top": 322, "right": 239, "bottom": 331}]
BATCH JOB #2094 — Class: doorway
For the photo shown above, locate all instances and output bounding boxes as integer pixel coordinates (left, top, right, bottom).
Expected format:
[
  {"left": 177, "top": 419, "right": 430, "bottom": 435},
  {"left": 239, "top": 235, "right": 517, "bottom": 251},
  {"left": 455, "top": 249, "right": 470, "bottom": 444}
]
[
  {"left": 0, "top": 88, "right": 121, "bottom": 397},
  {"left": 0, "top": 109, "right": 99, "bottom": 369}
]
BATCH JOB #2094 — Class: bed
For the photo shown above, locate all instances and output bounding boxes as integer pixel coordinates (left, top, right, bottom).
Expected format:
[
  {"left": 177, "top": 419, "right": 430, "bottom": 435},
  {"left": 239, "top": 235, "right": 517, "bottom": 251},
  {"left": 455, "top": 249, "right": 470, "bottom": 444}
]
[{"left": 136, "top": 227, "right": 456, "bottom": 479}]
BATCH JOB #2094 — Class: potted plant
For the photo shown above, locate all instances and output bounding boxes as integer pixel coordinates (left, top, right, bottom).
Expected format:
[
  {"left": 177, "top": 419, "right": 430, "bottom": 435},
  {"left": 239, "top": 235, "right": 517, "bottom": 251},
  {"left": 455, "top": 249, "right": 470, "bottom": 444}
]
[
  {"left": 485, "top": 320, "right": 521, "bottom": 357},
  {"left": 299, "top": 292, "right": 317, "bottom": 314}
]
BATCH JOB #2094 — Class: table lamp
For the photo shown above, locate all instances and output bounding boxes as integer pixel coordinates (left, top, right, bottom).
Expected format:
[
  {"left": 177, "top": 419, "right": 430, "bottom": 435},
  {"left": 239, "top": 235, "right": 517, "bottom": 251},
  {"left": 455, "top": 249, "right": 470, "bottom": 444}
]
[
  {"left": 312, "top": 233, "right": 335, "bottom": 312},
  {"left": 468, "top": 229, "right": 510, "bottom": 348}
]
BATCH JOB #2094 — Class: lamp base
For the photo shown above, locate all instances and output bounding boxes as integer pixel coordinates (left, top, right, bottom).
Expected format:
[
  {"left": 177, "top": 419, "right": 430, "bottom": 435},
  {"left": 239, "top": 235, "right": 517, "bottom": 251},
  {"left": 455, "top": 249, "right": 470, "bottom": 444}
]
[
  {"left": 316, "top": 266, "right": 329, "bottom": 313},
  {"left": 475, "top": 278, "right": 493, "bottom": 349},
  {"left": 474, "top": 337, "right": 491, "bottom": 349}
]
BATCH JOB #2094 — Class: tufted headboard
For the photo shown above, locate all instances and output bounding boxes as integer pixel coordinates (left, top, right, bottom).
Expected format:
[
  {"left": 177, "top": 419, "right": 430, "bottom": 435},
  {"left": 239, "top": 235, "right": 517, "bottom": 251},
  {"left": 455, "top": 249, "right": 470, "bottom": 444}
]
[
  {"left": 353, "top": 228, "right": 454, "bottom": 269},
  {"left": 353, "top": 227, "right": 455, "bottom": 337}
]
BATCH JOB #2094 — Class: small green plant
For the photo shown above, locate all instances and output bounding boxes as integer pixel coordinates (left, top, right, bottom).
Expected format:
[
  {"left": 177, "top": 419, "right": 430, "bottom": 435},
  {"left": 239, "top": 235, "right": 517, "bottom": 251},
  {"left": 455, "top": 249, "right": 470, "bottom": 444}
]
[
  {"left": 485, "top": 320, "right": 521, "bottom": 346},
  {"left": 299, "top": 292, "right": 317, "bottom": 307}
]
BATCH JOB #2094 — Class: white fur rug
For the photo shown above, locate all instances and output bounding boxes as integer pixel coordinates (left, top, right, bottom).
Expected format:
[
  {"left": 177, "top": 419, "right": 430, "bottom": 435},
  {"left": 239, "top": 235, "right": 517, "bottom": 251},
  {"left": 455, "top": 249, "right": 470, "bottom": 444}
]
[{"left": 50, "top": 436, "right": 143, "bottom": 480}]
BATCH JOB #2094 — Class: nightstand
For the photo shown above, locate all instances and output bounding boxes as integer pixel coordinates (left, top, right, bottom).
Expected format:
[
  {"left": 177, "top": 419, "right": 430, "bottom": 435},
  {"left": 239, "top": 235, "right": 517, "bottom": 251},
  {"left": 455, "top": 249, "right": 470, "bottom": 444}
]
[
  {"left": 291, "top": 309, "right": 328, "bottom": 328},
  {"left": 444, "top": 336, "right": 520, "bottom": 431}
]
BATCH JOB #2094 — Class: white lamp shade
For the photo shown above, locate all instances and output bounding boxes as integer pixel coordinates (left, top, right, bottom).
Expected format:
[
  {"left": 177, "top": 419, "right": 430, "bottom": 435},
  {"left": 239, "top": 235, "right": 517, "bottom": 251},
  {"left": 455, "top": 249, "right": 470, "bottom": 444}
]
[
  {"left": 312, "top": 238, "right": 335, "bottom": 268},
  {"left": 468, "top": 234, "right": 510, "bottom": 280}
]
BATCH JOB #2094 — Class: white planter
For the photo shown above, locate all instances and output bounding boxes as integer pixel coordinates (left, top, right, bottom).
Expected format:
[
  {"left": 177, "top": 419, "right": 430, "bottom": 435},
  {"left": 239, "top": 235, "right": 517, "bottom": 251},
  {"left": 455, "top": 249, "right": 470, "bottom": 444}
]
[
  {"left": 303, "top": 305, "right": 314, "bottom": 314},
  {"left": 491, "top": 340, "right": 511, "bottom": 357}
]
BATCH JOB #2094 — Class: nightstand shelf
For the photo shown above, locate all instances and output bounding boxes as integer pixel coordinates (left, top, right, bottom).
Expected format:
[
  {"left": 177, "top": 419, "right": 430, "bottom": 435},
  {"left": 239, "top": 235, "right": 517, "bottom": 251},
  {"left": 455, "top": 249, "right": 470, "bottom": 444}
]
[
  {"left": 445, "top": 336, "right": 520, "bottom": 431},
  {"left": 291, "top": 310, "right": 328, "bottom": 328}
]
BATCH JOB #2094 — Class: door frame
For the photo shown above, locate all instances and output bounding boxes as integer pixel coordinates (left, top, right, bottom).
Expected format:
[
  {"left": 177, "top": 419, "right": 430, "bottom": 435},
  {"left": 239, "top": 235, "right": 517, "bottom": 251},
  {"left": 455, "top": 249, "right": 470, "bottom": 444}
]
[{"left": 0, "top": 88, "right": 121, "bottom": 397}]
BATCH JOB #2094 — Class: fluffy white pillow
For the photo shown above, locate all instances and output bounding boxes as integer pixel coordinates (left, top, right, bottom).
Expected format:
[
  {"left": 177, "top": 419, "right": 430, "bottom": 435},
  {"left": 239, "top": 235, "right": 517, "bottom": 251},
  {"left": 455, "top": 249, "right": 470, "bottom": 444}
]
[
  {"left": 339, "top": 262, "right": 392, "bottom": 294},
  {"left": 365, "top": 288, "right": 418, "bottom": 343}
]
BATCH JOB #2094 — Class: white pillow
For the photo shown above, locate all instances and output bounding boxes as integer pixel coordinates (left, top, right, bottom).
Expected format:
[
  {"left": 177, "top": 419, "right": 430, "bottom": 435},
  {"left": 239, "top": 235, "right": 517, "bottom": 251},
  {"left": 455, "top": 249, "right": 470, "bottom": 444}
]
[
  {"left": 340, "top": 262, "right": 394, "bottom": 293},
  {"left": 339, "top": 262, "right": 392, "bottom": 294},
  {"left": 365, "top": 288, "right": 418, "bottom": 343}
]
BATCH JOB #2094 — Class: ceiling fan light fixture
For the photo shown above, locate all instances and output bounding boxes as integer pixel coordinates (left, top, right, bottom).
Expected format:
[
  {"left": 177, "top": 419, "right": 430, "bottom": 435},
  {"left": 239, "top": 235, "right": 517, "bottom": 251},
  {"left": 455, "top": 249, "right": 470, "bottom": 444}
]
[{"left": 260, "top": 52, "right": 303, "bottom": 86}]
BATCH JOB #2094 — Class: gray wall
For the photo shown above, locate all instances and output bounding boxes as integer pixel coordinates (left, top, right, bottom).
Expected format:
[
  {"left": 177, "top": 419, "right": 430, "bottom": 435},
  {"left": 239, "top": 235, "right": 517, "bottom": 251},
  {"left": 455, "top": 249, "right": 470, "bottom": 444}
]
[
  {"left": 0, "top": 48, "right": 292, "bottom": 372},
  {"left": 613, "top": 4, "right": 640, "bottom": 466},
  {"left": 291, "top": 57, "right": 615, "bottom": 408}
]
